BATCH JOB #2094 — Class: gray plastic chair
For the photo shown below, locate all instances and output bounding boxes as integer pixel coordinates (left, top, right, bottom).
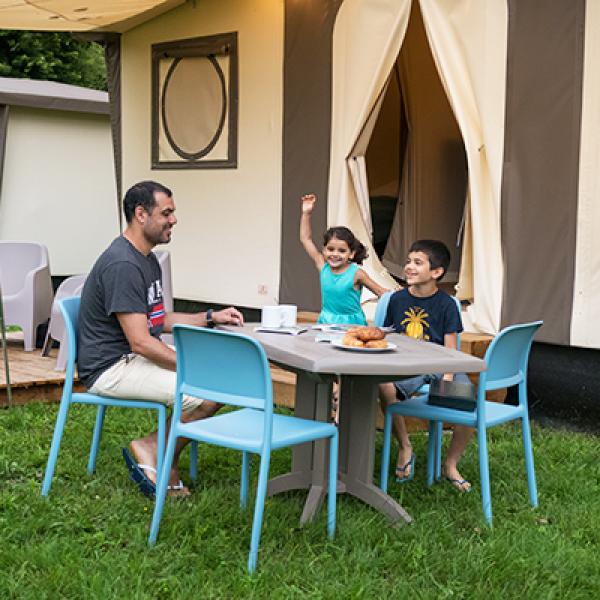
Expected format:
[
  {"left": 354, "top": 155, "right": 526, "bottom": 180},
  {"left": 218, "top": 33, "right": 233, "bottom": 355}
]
[
  {"left": 154, "top": 250, "right": 174, "bottom": 345},
  {"left": 0, "top": 241, "right": 54, "bottom": 351},
  {"left": 42, "top": 274, "right": 87, "bottom": 370},
  {"left": 42, "top": 251, "right": 174, "bottom": 370}
]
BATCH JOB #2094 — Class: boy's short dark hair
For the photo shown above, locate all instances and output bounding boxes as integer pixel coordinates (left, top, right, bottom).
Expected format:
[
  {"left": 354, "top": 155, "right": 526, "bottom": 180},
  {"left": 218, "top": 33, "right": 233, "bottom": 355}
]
[
  {"left": 409, "top": 239, "right": 451, "bottom": 281},
  {"left": 123, "top": 180, "right": 172, "bottom": 224}
]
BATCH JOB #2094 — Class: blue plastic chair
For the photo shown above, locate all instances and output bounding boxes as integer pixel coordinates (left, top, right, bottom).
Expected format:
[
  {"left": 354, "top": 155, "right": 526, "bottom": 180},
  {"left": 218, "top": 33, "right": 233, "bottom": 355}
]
[
  {"left": 41, "top": 297, "right": 197, "bottom": 496},
  {"left": 148, "top": 324, "right": 339, "bottom": 573},
  {"left": 375, "top": 292, "right": 463, "bottom": 483},
  {"left": 379, "top": 319, "right": 543, "bottom": 524}
]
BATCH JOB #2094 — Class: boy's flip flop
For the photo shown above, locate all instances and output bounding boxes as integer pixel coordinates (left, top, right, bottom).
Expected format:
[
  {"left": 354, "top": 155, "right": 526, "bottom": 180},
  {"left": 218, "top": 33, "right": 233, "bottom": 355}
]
[
  {"left": 122, "top": 447, "right": 156, "bottom": 499},
  {"left": 445, "top": 476, "right": 472, "bottom": 493},
  {"left": 395, "top": 453, "right": 416, "bottom": 483}
]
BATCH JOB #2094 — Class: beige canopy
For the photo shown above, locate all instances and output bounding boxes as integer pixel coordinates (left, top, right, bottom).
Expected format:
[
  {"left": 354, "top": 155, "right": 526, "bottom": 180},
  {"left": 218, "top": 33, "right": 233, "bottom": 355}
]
[{"left": 0, "top": 0, "right": 185, "bottom": 32}]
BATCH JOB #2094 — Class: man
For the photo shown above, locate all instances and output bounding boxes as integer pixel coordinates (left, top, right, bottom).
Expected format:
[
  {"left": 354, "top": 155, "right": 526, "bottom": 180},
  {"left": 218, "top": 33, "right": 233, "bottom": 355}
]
[{"left": 78, "top": 180, "right": 244, "bottom": 497}]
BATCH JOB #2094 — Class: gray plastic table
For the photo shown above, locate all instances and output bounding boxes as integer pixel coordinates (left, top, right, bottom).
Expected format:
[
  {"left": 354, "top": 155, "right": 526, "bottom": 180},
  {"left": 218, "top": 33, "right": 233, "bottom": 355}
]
[{"left": 225, "top": 325, "right": 486, "bottom": 524}]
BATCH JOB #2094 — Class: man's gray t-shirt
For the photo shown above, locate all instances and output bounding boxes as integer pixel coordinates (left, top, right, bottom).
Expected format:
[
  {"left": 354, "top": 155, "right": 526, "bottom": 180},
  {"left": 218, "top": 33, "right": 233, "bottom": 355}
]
[{"left": 78, "top": 236, "right": 165, "bottom": 388}]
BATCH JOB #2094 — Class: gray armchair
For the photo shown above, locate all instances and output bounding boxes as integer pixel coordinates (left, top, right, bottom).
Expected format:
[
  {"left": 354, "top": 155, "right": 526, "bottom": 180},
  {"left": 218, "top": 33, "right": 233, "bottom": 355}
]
[
  {"left": 0, "top": 241, "right": 54, "bottom": 351},
  {"left": 42, "top": 274, "right": 87, "bottom": 370}
]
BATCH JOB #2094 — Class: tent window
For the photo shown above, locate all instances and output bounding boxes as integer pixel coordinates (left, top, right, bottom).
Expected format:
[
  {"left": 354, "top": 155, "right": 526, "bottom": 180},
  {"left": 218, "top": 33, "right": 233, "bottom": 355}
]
[{"left": 151, "top": 32, "right": 238, "bottom": 169}]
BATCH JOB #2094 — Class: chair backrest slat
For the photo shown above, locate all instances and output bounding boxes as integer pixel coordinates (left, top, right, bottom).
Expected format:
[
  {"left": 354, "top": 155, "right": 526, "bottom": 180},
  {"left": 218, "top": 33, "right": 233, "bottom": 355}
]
[
  {"left": 180, "top": 382, "right": 266, "bottom": 411},
  {"left": 483, "top": 321, "right": 543, "bottom": 388},
  {"left": 59, "top": 297, "right": 81, "bottom": 361},
  {"left": 57, "top": 296, "right": 82, "bottom": 396},
  {"left": 174, "top": 325, "right": 272, "bottom": 412},
  {"left": 373, "top": 291, "right": 393, "bottom": 328}
]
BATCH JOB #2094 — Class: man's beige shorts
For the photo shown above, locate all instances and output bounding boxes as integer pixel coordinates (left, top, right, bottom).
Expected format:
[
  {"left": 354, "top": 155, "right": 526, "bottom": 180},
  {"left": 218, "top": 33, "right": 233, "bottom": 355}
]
[{"left": 89, "top": 353, "right": 204, "bottom": 411}]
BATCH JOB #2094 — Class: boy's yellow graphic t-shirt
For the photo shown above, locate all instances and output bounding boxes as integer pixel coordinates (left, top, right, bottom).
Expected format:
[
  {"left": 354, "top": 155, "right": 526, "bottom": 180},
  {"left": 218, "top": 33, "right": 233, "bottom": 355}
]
[{"left": 384, "top": 288, "right": 462, "bottom": 346}]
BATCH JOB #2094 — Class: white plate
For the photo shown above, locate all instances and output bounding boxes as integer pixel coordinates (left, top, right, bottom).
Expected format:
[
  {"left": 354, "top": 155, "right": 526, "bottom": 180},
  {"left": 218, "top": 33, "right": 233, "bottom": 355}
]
[{"left": 331, "top": 340, "right": 397, "bottom": 353}]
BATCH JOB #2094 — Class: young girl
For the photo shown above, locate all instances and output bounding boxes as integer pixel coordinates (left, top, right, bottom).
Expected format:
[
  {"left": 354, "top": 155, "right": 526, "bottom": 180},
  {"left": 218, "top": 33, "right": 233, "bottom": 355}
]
[{"left": 300, "top": 194, "right": 388, "bottom": 324}]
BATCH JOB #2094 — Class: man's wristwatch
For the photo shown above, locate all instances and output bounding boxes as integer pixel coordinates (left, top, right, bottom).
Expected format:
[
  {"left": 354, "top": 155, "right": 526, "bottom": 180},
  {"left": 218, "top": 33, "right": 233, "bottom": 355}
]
[{"left": 206, "top": 308, "right": 216, "bottom": 328}]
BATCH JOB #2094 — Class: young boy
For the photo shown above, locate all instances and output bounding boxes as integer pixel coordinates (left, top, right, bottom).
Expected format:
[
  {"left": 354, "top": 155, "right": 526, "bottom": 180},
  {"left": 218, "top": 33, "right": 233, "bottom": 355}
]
[{"left": 379, "top": 239, "right": 473, "bottom": 491}]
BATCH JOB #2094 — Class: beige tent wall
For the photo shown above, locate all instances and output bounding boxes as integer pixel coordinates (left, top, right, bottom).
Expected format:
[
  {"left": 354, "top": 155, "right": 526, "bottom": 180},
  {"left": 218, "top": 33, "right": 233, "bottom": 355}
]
[
  {"left": 328, "top": 0, "right": 412, "bottom": 297},
  {"left": 0, "top": 106, "right": 119, "bottom": 274},
  {"left": 571, "top": 0, "right": 600, "bottom": 348},
  {"left": 121, "top": 0, "right": 284, "bottom": 307}
]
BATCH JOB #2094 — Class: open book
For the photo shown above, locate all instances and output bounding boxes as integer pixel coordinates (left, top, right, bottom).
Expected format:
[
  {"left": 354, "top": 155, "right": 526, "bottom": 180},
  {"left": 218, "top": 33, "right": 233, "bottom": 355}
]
[{"left": 253, "top": 326, "right": 308, "bottom": 336}]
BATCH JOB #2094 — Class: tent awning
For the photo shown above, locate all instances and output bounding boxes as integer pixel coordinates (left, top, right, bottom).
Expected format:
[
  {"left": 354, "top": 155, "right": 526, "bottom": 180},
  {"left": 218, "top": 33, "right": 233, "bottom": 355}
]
[{"left": 0, "top": 0, "right": 185, "bottom": 32}]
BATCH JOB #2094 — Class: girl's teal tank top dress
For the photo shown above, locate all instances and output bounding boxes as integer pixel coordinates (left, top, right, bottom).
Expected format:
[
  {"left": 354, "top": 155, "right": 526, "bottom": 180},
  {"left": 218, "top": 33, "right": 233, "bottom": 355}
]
[{"left": 318, "top": 263, "right": 367, "bottom": 325}]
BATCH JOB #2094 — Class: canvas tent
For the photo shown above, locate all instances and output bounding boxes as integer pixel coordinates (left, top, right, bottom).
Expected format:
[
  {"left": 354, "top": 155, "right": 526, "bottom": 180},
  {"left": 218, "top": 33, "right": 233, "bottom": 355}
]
[{"left": 2, "top": 0, "right": 599, "bottom": 350}]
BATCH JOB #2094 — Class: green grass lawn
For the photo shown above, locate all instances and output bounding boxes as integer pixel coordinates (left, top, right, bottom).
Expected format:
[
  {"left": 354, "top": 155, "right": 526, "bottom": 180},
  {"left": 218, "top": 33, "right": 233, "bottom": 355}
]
[{"left": 1, "top": 403, "right": 599, "bottom": 599}]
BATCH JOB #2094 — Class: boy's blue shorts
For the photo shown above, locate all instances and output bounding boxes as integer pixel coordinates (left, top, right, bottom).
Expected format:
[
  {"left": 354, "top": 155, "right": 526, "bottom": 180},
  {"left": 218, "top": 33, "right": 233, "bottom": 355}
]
[{"left": 394, "top": 372, "right": 471, "bottom": 400}]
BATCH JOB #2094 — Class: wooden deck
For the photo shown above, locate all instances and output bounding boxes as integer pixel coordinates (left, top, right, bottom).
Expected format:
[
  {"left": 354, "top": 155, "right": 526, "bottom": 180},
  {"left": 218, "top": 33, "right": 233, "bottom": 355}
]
[{"left": 0, "top": 333, "right": 82, "bottom": 407}]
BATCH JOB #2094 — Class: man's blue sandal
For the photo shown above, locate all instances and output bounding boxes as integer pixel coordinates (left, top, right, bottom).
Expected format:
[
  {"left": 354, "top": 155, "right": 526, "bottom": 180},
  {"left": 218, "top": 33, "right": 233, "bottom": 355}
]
[
  {"left": 123, "top": 447, "right": 156, "bottom": 498},
  {"left": 395, "top": 453, "right": 416, "bottom": 483}
]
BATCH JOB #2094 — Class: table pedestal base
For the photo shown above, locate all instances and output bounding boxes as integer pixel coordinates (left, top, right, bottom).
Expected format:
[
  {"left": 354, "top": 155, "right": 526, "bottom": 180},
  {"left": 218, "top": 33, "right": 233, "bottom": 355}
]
[{"left": 267, "top": 370, "right": 412, "bottom": 525}]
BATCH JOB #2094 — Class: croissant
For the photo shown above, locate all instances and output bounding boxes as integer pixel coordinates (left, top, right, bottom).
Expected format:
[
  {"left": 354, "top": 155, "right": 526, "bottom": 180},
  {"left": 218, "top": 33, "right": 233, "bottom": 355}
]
[
  {"left": 355, "top": 326, "right": 385, "bottom": 342},
  {"left": 365, "top": 339, "right": 388, "bottom": 349}
]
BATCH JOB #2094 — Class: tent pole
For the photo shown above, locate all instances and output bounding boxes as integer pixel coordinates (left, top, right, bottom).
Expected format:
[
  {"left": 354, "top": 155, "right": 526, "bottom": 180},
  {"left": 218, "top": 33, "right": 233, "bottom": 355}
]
[{"left": 0, "top": 285, "right": 12, "bottom": 409}]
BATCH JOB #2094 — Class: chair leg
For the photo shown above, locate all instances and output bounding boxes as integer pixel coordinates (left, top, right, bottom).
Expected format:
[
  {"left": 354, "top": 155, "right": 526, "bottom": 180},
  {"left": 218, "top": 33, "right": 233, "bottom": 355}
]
[
  {"left": 149, "top": 428, "right": 179, "bottom": 545},
  {"left": 521, "top": 416, "right": 538, "bottom": 508},
  {"left": 240, "top": 451, "right": 251, "bottom": 509},
  {"left": 426, "top": 421, "right": 436, "bottom": 486},
  {"left": 41, "top": 331, "right": 52, "bottom": 357},
  {"left": 477, "top": 426, "right": 493, "bottom": 525},
  {"left": 435, "top": 422, "right": 443, "bottom": 481},
  {"left": 189, "top": 441, "right": 198, "bottom": 482},
  {"left": 22, "top": 321, "right": 35, "bottom": 352},
  {"left": 55, "top": 341, "right": 68, "bottom": 372},
  {"left": 248, "top": 450, "right": 271, "bottom": 573},
  {"left": 156, "top": 406, "right": 167, "bottom": 486},
  {"left": 87, "top": 406, "right": 106, "bottom": 474},
  {"left": 41, "top": 399, "right": 71, "bottom": 496},
  {"left": 379, "top": 409, "right": 394, "bottom": 492},
  {"left": 327, "top": 430, "right": 338, "bottom": 539}
]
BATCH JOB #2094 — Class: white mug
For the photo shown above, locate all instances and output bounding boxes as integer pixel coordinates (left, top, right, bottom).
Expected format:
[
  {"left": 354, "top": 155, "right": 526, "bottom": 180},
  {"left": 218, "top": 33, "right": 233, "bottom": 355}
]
[
  {"left": 261, "top": 305, "right": 283, "bottom": 328},
  {"left": 279, "top": 304, "right": 297, "bottom": 327}
]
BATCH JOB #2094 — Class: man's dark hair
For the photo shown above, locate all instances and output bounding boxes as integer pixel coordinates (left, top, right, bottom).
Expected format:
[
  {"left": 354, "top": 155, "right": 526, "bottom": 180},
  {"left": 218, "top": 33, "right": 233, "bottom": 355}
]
[
  {"left": 123, "top": 181, "right": 172, "bottom": 223},
  {"left": 409, "top": 239, "right": 451, "bottom": 281}
]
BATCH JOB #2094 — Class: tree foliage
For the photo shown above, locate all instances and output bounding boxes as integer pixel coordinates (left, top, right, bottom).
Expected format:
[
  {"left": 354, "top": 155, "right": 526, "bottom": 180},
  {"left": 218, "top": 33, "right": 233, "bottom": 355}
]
[{"left": 0, "top": 30, "right": 107, "bottom": 91}]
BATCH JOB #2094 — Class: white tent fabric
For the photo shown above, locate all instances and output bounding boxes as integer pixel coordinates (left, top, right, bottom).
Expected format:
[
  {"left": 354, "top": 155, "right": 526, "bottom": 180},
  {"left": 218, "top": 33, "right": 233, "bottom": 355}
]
[
  {"left": 571, "top": 0, "right": 600, "bottom": 348},
  {"left": 0, "top": 0, "right": 184, "bottom": 32},
  {"left": 419, "top": 0, "right": 506, "bottom": 333},
  {"left": 329, "top": 0, "right": 412, "bottom": 298},
  {"left": 328, "top": 0, "right": 507, "bottom": 333},
  {"left": 347, "top": 87, "right": 389, "bottom": 241}
]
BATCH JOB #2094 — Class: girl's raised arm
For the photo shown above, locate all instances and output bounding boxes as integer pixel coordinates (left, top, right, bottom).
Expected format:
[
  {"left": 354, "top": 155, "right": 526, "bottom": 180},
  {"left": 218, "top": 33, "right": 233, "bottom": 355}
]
[
  {"left": 299, "top": 194, "right": 325, "bottom": 270},
  {"left": 356, "top": 268, "right": 391, "bottom": 297}
]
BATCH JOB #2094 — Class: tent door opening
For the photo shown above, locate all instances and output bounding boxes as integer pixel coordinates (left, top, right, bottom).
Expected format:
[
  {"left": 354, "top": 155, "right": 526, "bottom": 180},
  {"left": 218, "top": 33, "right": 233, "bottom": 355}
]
[{"left": 365, "top": 2, "right": 468, "bottom": 287}]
